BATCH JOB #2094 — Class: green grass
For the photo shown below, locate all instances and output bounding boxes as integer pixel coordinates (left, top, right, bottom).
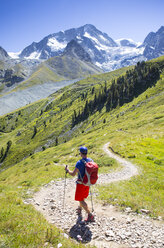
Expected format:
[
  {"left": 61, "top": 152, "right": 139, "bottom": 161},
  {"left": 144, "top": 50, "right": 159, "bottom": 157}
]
[
  {"left": 93, "top": 77, "right": 164, "bottom": 217},
  {"left": 6, "top": 64, "right": 66, "bottom": 92},
  {"left": 47, "top": 55, "right": 103, "bottom": 79},
  {"left": 0, "top": 191, "right": 87, "bottom": 248},
  {"left": 0, "top": 56, "right": 164, "bottom": 247},
  {"left": 0, "top": 141, "right": 116, "bottom": 247}
]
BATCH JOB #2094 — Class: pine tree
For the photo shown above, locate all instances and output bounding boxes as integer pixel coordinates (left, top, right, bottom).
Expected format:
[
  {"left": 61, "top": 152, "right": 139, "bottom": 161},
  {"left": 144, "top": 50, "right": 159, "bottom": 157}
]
[
  {"left": 91, "top": 87, "right": 95, "bottom": 94},
  {"left": 0, "top": 147, "right": 4, "bottom": 162},
  {"left": 31, "top": 126, "right": 37, "bottom": 139},
  {"left": 55, "top": 137, "right": 58, "bottom": 146},
  {"left": 84, "top": 100, "right": 90, "bottom": 118},
  {"left": 106, "top": 91, "right": 112, "bottom": 112}
]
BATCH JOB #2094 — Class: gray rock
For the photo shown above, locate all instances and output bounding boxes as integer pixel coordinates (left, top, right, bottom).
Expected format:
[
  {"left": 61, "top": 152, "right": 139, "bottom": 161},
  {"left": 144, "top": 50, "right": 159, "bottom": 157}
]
[
  {"left": 105, "top": 230, "right": 115, "bottom": 237},
  {"left": 140, "top": 209, "right": 150, "bottom": 214}
]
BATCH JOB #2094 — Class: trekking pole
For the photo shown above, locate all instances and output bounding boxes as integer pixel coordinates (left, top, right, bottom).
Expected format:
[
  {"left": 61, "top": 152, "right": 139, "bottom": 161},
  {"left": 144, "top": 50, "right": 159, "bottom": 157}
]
[
  {"left": 90, "top": 186, "right": 94, "bottom": 212},
  {"left": 63, "top": 165, "right": 68, "bottom": 209}
]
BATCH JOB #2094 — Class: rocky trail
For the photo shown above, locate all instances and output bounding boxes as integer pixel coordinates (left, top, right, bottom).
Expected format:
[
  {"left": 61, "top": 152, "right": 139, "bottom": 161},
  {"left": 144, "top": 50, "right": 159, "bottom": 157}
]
[{"left": 26, "top": 143, "right": 164, "bottom": 248}]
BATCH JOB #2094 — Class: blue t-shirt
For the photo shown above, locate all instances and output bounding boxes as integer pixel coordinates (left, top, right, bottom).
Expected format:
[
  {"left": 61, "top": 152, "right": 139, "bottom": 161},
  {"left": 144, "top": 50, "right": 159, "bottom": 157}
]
[{"left": 75, "top": 158, "right": 92, "bottom": 182}]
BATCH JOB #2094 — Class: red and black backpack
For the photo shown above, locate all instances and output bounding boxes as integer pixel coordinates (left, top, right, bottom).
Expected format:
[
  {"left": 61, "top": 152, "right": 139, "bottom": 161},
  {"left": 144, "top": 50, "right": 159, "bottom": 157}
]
[{"left": 78, "top": 159, "right": 98, "bottom": 186}]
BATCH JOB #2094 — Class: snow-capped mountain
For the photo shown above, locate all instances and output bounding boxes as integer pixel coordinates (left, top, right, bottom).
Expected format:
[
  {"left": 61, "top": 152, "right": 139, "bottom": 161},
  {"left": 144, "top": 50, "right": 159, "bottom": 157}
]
[
  {"left": 18, "top": 24, "right": 143, "bottom": 71},
  {"left": 45, "top": 39, "right": 103, "bottom": 80},
  {"left": 0, "top": 45, "right": 40, "bottom": 90},
  {"left": 19, "top": 24, "right": 117, "bottom": 64},
  {"left": 9, "top": 24, "right": 164, "bottom": 72},
  {"left": 143, "top": 26, "right": 164, "bottom": 60}
]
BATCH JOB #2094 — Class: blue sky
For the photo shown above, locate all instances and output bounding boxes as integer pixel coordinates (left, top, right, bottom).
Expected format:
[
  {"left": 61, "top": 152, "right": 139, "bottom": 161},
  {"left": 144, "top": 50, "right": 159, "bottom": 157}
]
[{"left": 1, "top": 0, "right": 164, "bottom": 52}]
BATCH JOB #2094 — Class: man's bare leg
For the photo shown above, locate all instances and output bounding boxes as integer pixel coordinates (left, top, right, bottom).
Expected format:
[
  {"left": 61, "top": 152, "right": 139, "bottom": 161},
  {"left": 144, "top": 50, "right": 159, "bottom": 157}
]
[{"left": 79, "top": 200, "right": 90, "bottom": 214}]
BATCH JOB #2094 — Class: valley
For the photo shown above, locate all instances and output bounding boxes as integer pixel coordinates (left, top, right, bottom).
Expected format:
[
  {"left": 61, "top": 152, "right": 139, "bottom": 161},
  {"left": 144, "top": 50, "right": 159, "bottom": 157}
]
[{"left": 0, "top": 79, "right": 79, "bottom": 116}]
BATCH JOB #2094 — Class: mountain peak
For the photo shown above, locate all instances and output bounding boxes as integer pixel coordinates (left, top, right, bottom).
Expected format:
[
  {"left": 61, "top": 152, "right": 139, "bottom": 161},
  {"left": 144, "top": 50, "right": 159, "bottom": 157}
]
[
  {"left": 0, "top": 46, "right": 9, "bottom": 60},
  {"left": 63, "top": 39, "right": 92, "bottom": 62},
  {"left": 83, "top": 24, "right": 97, "bottom": 31},
  {"left": 143, "top": 26, "right": 164, "bottom": 60},
  {"left": 157, "top": 26, "right": 164, "bottom": 34},
  {"left": 16, "top": 24, "right": 164, "bottom": 71}
]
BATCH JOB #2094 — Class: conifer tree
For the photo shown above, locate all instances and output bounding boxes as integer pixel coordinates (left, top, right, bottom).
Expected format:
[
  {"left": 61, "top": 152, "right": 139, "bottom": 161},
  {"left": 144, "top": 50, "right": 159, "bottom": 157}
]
[
  {"left": 0, "top": 147, "right": 4, "bottom": 162},
  {"left": 55, "top": 137, "right": 58, "bottom": 146}
]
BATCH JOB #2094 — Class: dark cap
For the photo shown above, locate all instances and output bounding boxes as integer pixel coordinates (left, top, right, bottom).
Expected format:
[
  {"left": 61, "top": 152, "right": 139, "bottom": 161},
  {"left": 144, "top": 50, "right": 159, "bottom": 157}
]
[{"left": 79, "top": 146, "right": 88, "bottom": 154}]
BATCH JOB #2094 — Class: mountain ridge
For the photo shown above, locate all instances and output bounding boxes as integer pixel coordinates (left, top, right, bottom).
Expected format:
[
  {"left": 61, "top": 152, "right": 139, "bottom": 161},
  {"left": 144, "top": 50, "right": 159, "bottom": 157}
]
[
  {"left": 0, "top": 40, "right": 102, "bottom": 97},
  {"left": 14, "top": 24, "right": 164, "bottom": 71},
  {"left": 0, "top": 46, "right": 9, "bottom": 60},
  {"left": 1, "top": 24, "right": 164, "bottom": 92},
  {"left": 143, "top": 26, "right": 164, "bottom": 60},
  {"left": 62, "top": 39, "right": 92, "bottom": 62}
]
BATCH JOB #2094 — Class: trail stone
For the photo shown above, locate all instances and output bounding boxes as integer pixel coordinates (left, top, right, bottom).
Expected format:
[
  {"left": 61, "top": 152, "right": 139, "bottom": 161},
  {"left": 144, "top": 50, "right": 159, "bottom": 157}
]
[
  {"left": 125, "top": 207, "right": 132, "bottom": 213},
  {"left": 93, "top": 234, "right": 99, "bottom": 239},
  {"left": 105, "top": 230, "right": 115, "bottom": 237},
  {"left": 140, "top": 209, "right": 150, "bottom": 214},
  {"left": 110, "top": 217, "right": 115, "bottom": 221},
  {"left": 97, "top": 236, "right": 105, "bottom": 241},
  {"left": 125, "top": 232, "right": 132, "bottom": 237},
  {"left": 126, "top": 217, "right": 131, "bottom": 224}
]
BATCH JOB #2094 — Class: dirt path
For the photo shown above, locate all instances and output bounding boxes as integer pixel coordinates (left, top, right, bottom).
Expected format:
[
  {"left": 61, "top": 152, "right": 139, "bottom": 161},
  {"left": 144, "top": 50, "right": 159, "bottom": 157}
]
[{"left": 28, "top": 142, "right": 164, "bottom": 248}]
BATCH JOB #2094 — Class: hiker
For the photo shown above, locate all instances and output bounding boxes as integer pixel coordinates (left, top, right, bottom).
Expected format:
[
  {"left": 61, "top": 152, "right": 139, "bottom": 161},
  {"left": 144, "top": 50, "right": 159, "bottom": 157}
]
[{"left": 65, "top": 146, "right": 95, "bottom": 222}]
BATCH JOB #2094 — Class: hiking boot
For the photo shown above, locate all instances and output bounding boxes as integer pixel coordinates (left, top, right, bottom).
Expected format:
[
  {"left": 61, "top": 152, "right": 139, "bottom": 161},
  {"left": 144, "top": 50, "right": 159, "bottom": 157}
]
[{"left": 85, "top": 213, "right": 95, "bottom": 222}]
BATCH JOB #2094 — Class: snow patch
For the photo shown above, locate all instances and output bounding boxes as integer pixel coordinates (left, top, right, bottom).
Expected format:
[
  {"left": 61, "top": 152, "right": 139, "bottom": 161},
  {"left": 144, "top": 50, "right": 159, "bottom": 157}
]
[
  {"left": 25, "top": 51, "right": 41, "bottom": 60},
  {"left": 96, "top": 45, "right": 145, "bottom": 71},
  {"left": 99, "top": 34, "right": 108, "bottom": 42},
  {"left": 84, "top": 32, "right": 99, "bottom": 44},
  {"left": 136, "top": 42, "right": 142, "bottom": 47},
  {"left": 84, "top": 32, "right": 111, "bottom": 51},
  {"left": 95, "top": 61, "right": 102, "bottom": 67},
  {"left": 8, "top": 51, "right": 21, "bottom": 59},
  {"left": 76, "top": 35, "right": 83, "bottom": 41},
  {"left": 47, "top": 37, "right": 67, "bottom": 51}
]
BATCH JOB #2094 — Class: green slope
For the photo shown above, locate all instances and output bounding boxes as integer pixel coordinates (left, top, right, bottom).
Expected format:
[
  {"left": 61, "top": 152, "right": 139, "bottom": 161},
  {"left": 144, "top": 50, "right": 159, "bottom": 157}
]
[
  {"left": 0, "top": 60, "right": 29, "bottom": 93},
  {"left": 46, "top": 54, "right": 103, "bottom": 79},
  {"left": 3, "top": 54, "right": 103, "bottom": 93},
  {"left": 0, "top": 57, "right": 164, "bottom": 247},
  {"left": 7, "top": 63, "right": 66, "bottom": 91}
]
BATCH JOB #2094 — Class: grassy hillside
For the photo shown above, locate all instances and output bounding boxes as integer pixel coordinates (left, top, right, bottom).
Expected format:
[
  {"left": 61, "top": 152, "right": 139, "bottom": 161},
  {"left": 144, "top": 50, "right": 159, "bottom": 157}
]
[
  {"left": 2, "top": 54, "right": 103, "bottom": 94},
  {"left": 0, "top": 59, "right": 37, "bottom": 93},
  {"left": 5, "top": 63, "right": 66, "bottom": 92},
  {"left": 0, "top": 57, "right": 164, "bottom": 247},
  {"left": 46, "top": 54, "right": 103, "bottom": 79},
  {"left": 0, "top": 66, "right": 128, "bottom": 169}
]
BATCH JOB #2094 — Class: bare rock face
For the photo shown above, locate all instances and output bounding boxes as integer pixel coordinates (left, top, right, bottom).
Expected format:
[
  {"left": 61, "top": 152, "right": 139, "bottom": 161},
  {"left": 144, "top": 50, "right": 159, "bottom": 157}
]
[
  {"left": 143, "top": 26, "right": 164, "bottom": 60},
  {"left": 0, "top": 46, "right": 10, "bottom": 60},
  {"left": 62, "top": 39, "right": 92, "bottom": 63}
]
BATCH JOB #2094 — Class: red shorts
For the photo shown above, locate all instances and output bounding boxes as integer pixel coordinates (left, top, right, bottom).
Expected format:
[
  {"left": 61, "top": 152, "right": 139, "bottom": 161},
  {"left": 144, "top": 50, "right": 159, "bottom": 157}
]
[{"left": 75, "top": 183, "right": 90, "bottom": 201}]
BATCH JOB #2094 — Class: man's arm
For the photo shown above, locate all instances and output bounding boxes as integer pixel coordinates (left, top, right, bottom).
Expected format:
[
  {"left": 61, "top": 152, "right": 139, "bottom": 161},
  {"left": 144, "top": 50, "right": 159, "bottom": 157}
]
[{"left": 66, "top": 167, "right": 79, "bottom": 177}]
